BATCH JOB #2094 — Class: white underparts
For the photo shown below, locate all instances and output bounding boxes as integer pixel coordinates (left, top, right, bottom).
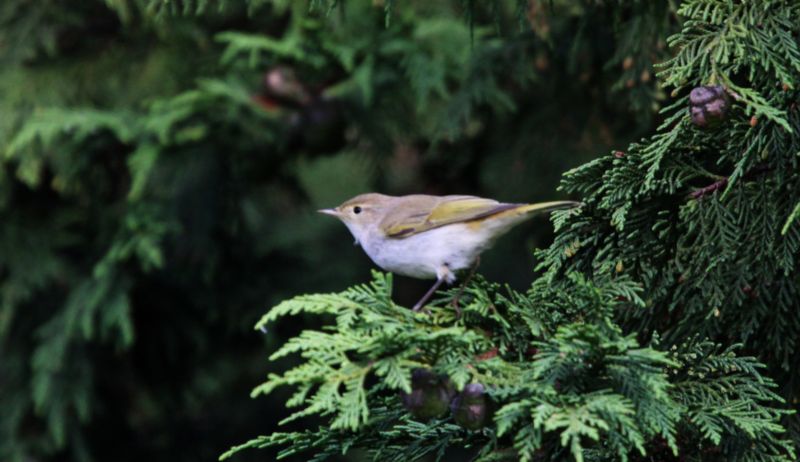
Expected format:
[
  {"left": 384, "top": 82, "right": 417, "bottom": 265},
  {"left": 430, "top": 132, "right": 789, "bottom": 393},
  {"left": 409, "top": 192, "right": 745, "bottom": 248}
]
[{"left": 342, "top": 210, "right": 531, "bottom": 281}]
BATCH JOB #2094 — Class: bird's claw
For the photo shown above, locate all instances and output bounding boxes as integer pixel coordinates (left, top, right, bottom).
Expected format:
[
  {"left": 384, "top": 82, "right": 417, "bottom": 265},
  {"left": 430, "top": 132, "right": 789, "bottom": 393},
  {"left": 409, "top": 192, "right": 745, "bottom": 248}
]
[
  {"left": 412, "top": 302, "right": 431, "bottom": 315},
  {"left": 450, "top": 298, "right": 462, "bottom": 319}
]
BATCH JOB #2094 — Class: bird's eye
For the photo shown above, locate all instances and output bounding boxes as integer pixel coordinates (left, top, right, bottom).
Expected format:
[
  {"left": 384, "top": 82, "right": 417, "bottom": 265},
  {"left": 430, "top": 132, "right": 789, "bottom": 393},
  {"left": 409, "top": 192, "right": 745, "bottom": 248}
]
[{"left": 353, "top": 206, "right": 362, "bottom": 214}]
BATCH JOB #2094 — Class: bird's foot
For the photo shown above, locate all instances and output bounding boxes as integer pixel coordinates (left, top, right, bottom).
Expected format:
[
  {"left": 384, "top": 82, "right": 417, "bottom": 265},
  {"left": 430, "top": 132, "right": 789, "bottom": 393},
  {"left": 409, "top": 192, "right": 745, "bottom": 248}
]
[
  {"left": 449, "top": 297, "right": 462, "bottom": 319},
  {"left": 412, "top": 302, "right": 431, "bottom": 315},
  {"left": 448, "top": 257, "right": 479, "bottom": 319},
  {"left": 412, "top": 276, "right": 445, "bottom": 315}
]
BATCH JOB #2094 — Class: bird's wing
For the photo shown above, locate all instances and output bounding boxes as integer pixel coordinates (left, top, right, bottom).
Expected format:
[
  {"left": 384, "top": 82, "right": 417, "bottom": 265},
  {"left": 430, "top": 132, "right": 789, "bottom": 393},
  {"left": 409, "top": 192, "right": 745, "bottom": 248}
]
[{"left": 380, "top": 195, "right": 519, "bottom": 238}]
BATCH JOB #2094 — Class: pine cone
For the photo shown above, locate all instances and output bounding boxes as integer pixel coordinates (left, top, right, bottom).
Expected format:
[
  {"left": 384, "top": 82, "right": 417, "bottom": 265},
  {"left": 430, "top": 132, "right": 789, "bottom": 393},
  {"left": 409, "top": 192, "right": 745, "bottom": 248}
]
[
  {"left": 689, "top": 85, "right": 730, "bottom": 128},
  {"left": 450, "top": 383, "right": 492, "bottom": 430},
  {"left": 401, "top": 369, "right": 455, "bottom": 420}
]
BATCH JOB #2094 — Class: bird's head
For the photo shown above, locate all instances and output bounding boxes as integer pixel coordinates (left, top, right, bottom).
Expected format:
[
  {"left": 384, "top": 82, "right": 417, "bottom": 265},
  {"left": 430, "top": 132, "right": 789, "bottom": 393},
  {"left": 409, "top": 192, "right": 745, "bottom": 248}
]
[{"left": 318, "top": 193, "right": 393, "bottom": 244}]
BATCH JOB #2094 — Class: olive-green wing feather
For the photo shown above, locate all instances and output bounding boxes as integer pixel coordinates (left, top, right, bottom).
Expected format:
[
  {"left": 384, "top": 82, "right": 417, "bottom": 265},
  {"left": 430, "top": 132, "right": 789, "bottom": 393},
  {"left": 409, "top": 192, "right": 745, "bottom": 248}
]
[{"left": 381, "top": 195, "right": 519, "bottom": 238}]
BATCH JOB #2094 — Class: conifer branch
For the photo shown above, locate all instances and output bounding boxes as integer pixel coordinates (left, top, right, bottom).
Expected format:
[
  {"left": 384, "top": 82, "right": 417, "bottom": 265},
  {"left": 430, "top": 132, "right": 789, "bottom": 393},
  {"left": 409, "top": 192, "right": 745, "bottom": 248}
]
[
  {"left": 689, "top": 164, "right": 773, "bottom": 200},
  {"left": 689, "top": 177, "right": 728, "bottom": 200}
]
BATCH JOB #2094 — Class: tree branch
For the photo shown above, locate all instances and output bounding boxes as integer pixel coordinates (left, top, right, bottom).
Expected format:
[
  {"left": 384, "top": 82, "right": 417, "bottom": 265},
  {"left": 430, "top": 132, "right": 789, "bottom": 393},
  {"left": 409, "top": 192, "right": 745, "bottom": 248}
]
[{"left": 689, "top": 164, "right": 772, "bottom": 199}]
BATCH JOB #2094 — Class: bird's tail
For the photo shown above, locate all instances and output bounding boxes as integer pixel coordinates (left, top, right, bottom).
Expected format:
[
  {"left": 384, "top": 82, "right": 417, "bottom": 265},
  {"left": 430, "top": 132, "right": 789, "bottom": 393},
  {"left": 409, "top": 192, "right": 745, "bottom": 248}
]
[
  {"left": 474, "top": 200, "right": 581, "bottom": 236},
  {"left": 516, "top": 200, "right": 582, "bottom": 216}
]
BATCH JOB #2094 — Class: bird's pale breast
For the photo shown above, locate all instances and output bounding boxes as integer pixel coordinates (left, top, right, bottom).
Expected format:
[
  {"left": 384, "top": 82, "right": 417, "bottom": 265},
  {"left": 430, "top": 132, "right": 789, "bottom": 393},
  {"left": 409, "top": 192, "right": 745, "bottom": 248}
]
[{"left": 361, "top": 223, "right": 491, "bottom": 281}]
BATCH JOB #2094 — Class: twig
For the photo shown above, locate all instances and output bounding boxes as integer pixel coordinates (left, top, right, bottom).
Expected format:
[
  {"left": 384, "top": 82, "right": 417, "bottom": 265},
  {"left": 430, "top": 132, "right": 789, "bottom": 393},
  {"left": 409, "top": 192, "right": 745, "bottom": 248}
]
[
  {"left": 689, "top": 164, "right": 772, "bottom": 200},
  {"left": 690, "top": 177, "right": 727, "bottom": 199}
]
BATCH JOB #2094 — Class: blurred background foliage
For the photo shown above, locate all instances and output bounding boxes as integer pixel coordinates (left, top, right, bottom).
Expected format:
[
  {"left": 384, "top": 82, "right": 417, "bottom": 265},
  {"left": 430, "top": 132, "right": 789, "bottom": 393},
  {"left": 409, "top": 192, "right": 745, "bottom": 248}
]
[{"left": 0, "top": 1, "right": 673, "bottom": 460}]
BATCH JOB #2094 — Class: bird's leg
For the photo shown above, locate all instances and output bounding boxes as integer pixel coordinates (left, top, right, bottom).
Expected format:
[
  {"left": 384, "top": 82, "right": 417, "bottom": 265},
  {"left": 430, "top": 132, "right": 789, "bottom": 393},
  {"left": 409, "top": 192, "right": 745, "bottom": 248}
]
[
  {"left": 451, "top": 256, "right": 481, "bottom": 317},
  {"left": 412, "top": 277, "right": 445, "bottom": 312}
]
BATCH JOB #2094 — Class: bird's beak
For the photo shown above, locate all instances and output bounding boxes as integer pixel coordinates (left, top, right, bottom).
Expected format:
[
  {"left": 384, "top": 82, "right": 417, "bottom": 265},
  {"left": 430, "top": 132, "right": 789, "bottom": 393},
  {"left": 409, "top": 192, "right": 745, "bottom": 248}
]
[{"left": 317, "top": 208, "right": 340, "bottom": 217}]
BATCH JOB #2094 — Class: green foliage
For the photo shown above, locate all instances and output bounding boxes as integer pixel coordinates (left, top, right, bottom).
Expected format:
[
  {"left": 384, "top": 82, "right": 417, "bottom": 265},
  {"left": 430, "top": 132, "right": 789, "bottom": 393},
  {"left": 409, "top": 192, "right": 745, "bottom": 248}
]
[
  {"left": 251, "top": 273, "right": 490, "bottom": 431},
  {"left": 227, "top": 273, "right": 793, "bottom": 462},
  {"left": 658, "top": 1, "right": 799, "bottom": 129},
  {"left": 547, "top": 0, "right": 800, "bottom": 390}
]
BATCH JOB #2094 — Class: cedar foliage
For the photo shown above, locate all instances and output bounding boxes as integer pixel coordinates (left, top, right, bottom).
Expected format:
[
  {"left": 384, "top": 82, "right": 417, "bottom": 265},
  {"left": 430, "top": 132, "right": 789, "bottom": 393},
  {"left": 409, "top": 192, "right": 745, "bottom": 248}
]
[{"left": 2, "top": 1, "right": 798, "bottom": 462}]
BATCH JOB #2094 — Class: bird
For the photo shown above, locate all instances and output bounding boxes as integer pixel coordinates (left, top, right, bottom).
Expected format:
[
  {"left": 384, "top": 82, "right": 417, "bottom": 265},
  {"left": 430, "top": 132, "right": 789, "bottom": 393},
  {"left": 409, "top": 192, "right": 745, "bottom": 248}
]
[{"left": 319, "top": 193, "right": 580, "bottom": 312}]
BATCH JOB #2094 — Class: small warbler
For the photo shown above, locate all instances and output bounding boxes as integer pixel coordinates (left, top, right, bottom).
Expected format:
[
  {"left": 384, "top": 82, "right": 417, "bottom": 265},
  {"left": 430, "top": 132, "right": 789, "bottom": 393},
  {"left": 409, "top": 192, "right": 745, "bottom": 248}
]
[{"left": 319, "top": 193, "right": 579, "bottom": 311}]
